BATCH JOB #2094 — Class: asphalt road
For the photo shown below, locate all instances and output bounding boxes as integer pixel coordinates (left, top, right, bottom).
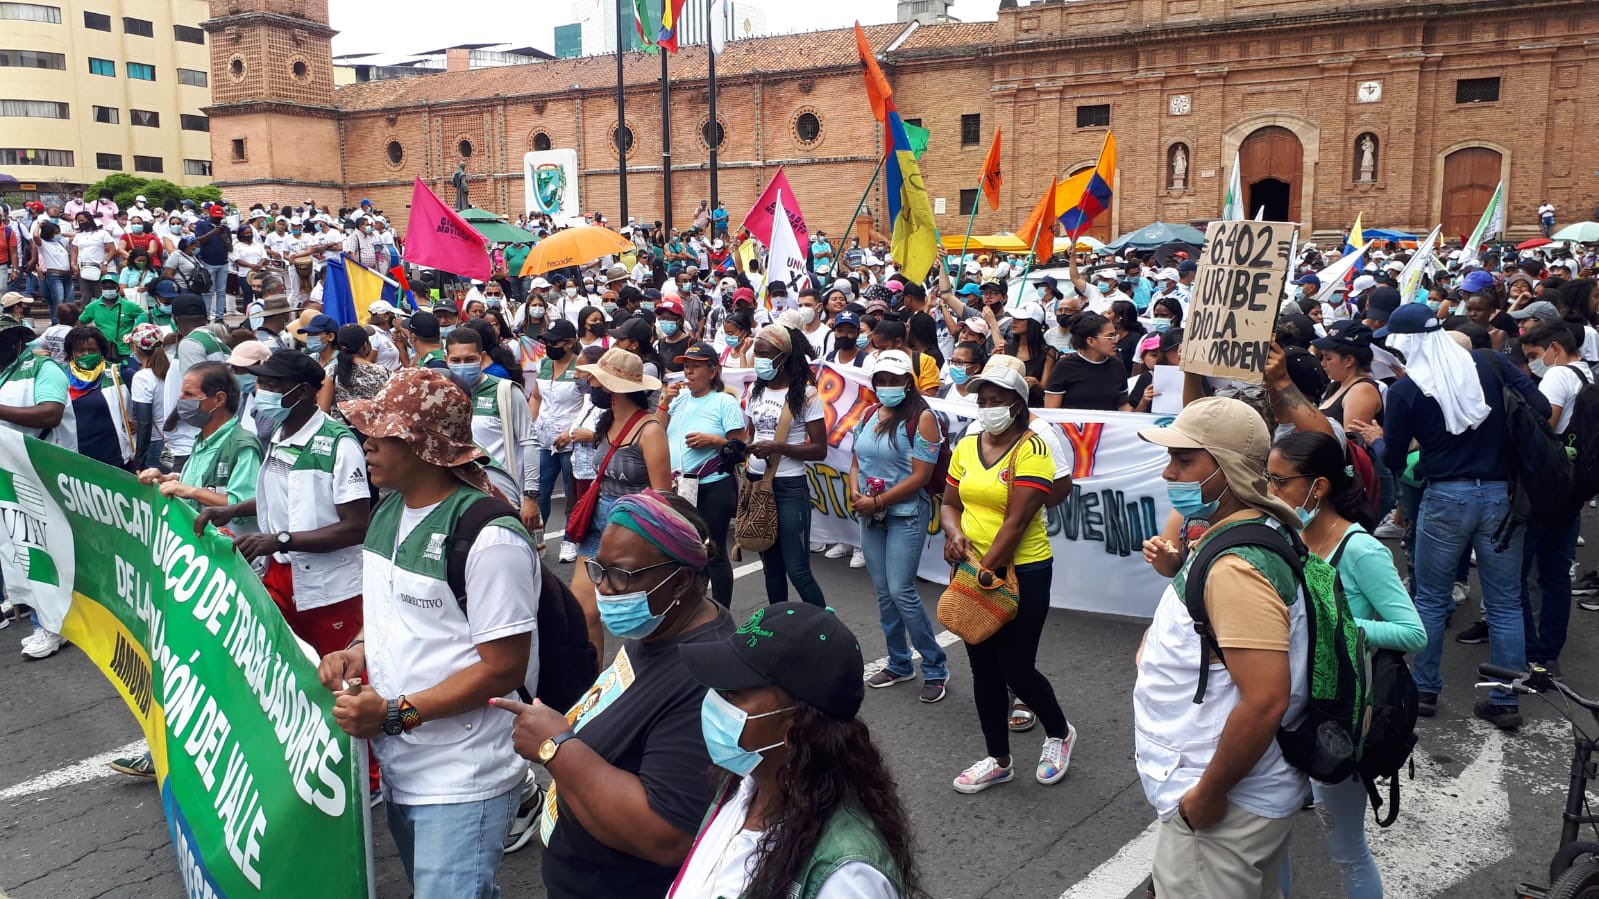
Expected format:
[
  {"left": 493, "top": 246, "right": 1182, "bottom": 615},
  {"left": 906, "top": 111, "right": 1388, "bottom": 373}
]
[{"left": 2, "top": 516, "right": 1596, "bottom": 899}]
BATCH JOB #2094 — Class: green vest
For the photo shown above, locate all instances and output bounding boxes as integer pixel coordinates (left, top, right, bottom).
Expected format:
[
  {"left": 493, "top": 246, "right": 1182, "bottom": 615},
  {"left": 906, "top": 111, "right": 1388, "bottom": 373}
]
[
  {"left": 788, "top": 801, "right": 904, "bottom": 899},
  {"left": 364, "top": 486, "right": 527, "bottom": 584},
  {"left": 184, "top": 328, "right": 227, "bottom": 358},
  {"left": 417, "top": 347, "right": 445, "bottom": 367},
  {"left": 190, "top": 418, "right": 262, "bottom": 497},
  {"left": 470, "top": 373, "right": 505, "bottom": 418}
]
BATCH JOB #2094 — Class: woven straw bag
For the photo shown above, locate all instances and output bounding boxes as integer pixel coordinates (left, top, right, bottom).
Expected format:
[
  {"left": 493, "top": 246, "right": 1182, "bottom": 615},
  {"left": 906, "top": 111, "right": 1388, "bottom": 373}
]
[
  {"left": 937, "top": 437, "right": 1025, "bottom": 643},
  {"left": 734, "top": 401, "right": 793, "bottom": 554}
]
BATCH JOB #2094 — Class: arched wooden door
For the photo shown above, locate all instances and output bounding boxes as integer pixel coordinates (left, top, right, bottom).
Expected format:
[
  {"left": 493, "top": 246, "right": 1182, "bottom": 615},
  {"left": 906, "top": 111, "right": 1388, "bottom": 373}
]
[
  {"left": 1066, "top": 166, "right": 1114, "bottom": 242},
  {"left": 1442, "top": 147, "right": 1502, "bottom": 242},
  {"left": 1239, "top": 126, "right": 1303, "bottom": 223}
]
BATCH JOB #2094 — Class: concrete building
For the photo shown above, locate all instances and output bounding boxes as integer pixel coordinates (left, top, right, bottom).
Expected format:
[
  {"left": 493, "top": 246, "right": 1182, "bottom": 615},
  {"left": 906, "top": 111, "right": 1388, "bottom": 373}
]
[
  {"left": 206, "top": 0, "right": 1599, "bottom": 246},
  {"left": 561, "top": 0, "right": 767, "bottom": 57},
  {"left": 1, "top": 0, "right": 214, "bottom": 193}
]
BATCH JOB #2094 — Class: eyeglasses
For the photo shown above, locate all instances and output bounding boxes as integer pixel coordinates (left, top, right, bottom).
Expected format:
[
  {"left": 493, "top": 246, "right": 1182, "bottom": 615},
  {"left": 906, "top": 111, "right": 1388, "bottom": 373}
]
[
  {"left": 584, "top": 557, "right": 681, "bottom": 594},
  {"left": 1263, "top": 472, "right": 1312, "bottom": 490}
]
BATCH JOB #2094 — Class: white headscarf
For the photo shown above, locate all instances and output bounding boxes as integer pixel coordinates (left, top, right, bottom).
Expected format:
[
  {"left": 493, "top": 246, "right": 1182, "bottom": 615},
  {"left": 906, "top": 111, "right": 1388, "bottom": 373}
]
[{"left": 1386, "top": 329, "right": 1491, "bottom": 434}]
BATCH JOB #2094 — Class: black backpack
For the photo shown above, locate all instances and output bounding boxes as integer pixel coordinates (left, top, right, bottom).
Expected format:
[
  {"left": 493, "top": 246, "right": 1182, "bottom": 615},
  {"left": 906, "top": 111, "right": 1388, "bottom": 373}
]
[
  {"left": 1562, "top": 364, "right": 1599, "bottom": 508},
  {"left": 1488, "top": 352, "right": 1574, "bottom": 530},
  {"left": 446, "top": 496, "right": 599, "bottom": 712}
]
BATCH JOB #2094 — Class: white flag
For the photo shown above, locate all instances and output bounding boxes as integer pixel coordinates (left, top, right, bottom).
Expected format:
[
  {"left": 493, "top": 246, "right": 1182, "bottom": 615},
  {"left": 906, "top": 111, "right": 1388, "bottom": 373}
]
[
  {"left": 1461, "top": 180, "right": 1504, "bottom": 261},
  {"left": 1311, "top": 240, "right": 1371, "bottom": 307},
  {"left": 710, "top": 0, "right": 726, "bottom": 53},
  {"left": 1222, "top": 151, "right": 1245, "bottom": 221},
  {"left": 765, "top": 188, "right": 809, "bottom": 311},
  {"left": 1398, "top": 225, "right": 1442, "bottom": 303}
]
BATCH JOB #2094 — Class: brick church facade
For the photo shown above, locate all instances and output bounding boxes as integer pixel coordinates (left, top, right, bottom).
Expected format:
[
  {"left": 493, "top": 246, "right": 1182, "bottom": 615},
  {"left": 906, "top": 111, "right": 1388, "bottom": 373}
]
[{"left": 202, "top": 0, "right": 1599, "bottom": 244}]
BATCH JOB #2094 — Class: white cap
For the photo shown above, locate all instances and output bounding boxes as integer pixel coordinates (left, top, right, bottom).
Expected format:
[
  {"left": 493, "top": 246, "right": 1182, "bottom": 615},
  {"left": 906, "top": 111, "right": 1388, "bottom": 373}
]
[
  {"left": 963, "top": 261, "right": 981, "bottom": 274},
  {"left": 1351, "top": 275, "right": 1377, "bottom": 294},
  {"left": 367, "top": 300, "right": 397, "bottom": 316},
  {"left": 530, "top": 277, "right": 551, "bottom": 289},
  {"left": 712, "top": 239, "right": 725, "bottom": 250},
  {"left": 1157, "top": 267, "right": 1180, "bottom": 282},
  {"left": 832, "top": 278, "right": 855, "bottom": 295},
  {"left": 1009, "top": 302, "right": 1046, "bottom": 324},
  {"left": 718, "top": 277, "right": 737, "bottom": 291},
  {"left": 871, "top": 349, "right": 914, "bottom": 378},
  {"left": 1385, "top": 260, "right": 1404, "bottom": 272},
  {"left": 135, "top": 194, "right": 146, "bottom": 203}
]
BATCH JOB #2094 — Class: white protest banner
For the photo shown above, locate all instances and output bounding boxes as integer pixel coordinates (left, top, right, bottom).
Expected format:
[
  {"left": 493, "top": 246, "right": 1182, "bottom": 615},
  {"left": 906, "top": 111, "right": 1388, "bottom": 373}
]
[
  {"left": 1181, "top": 220, "right": 1295, "bottom": 383},
  {"left": 728, "top": 362, "right": 1174, "bottom": 618}
]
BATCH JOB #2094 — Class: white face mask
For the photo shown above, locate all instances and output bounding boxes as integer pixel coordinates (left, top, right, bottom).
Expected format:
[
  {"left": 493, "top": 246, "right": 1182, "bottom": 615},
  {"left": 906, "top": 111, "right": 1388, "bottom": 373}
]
[{"left": 975, "top": 404, "right": 1018, "bottom": 436}]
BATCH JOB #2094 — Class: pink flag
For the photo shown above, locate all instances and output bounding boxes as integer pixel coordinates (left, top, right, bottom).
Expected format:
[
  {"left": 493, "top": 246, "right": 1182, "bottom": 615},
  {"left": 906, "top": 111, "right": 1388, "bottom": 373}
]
[
  {"left": 740, "top": 167, "right": 809, "bottom": 248},
  {"left": 402, "top": 177, "right": 491, "bottom": 281}
]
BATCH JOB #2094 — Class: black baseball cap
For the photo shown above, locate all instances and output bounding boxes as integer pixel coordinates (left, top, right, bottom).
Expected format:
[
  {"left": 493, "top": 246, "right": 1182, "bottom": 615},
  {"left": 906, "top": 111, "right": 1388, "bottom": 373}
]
[
  {"left": 171, "top": 293, "right": 208, "bottom": 318},
  {"left": 680, "top": 603, "right": 865, "bottom": 720},
  {"left": 408, "top": 310, "right": 440, "bottom": 340},
  {"left": 335, "top": 323, "right": 368, "bottom": 353},
  {"left": 1313, "top": 319, "right": 1374, "bottom": 352},
  {"left": 1283, "top": 345, "right": 1329, "bottom": 399},
  {"left": 609, "top": 316, "right": 654, "bottom": 344},
  {"left": 674, "top": 341, "right": 718, "bottom": 365},
  {"left": 244, "top": 349, "right": 325, "bottom": 387},
  {"left": 537, "top": 319, "right": 577, "bottom": 343}
]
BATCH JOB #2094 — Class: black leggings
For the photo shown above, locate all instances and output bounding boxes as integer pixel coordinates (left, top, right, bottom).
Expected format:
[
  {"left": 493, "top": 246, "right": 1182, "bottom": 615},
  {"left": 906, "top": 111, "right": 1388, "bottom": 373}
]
[
  {"left": 697, "top": 476, "right": 737, "bottom": 607},
  {"left": 965, "top": 559, "right": 1068, "bottom": 759}
]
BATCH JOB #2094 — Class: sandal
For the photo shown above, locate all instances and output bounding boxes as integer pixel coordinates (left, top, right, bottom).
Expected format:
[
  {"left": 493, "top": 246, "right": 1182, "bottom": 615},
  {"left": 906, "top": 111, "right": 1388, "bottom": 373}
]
[{"left": 1008, "top": 701, "right": 1036, "bottom": 733}]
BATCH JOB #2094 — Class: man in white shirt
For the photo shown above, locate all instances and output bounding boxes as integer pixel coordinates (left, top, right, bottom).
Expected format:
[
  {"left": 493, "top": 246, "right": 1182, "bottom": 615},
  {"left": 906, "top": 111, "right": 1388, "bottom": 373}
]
[{"left": 317, "top": 367, "right": 535, "bottom": 897}]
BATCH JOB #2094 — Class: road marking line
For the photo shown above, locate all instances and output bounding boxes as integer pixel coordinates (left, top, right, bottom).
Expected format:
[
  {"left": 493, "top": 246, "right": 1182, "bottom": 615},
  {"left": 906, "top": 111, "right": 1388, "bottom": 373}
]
[
  {"left": 0, "top": 739, "right": 147, "bottom": 801},
  {"left": 1057, "top": 819, "right": 1158, "bottom": 899},
  {"left": 862, "top": 630, "right": 961, "bottom": 680}
]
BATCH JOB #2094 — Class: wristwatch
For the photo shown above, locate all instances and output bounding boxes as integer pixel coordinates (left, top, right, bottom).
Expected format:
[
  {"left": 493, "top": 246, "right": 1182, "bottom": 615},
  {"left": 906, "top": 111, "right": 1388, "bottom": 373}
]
[
  {"left": 382, "top": 699, "right": 405, "bottom": 736},
  {"left": 276, "top": 530, "right": 293, "bottom": 548},
  {"left": 537, "top": 730, "right": 577, "bottom": 765}
]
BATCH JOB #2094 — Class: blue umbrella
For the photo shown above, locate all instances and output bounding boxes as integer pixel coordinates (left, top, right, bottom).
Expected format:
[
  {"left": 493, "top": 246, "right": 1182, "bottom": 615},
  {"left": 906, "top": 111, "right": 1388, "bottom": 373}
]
[{"left": 1107, "top": 222, "right": 1208, "bottom": 251}]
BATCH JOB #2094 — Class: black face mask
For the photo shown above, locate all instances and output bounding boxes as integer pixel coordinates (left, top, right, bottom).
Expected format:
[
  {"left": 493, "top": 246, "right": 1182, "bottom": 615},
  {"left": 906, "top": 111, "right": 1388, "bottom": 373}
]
[
  {"left": 590, "top": 387, "right": 612, "bottom": 409},
  {"left": 587, "top": 323, "right": 606, "bottom": 337},
  {"left": 546, "top": 344, "right": 569, "bottom": 361},
  {"left": 1057, "top": 314, "right": 1072, "bottom": 328}
]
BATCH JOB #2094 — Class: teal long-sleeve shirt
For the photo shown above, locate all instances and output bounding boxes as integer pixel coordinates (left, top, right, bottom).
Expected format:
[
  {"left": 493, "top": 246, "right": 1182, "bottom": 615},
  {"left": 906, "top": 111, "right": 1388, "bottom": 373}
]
[{"left": 1331, "top": 524, "right": 1427, "bottom": 653}]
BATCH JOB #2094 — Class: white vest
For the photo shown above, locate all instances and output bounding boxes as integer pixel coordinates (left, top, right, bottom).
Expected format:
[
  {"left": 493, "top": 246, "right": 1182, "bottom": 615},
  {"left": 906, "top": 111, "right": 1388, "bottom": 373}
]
[{"left": 1132, "top": 546, "right": 1309, "bottom": 821}]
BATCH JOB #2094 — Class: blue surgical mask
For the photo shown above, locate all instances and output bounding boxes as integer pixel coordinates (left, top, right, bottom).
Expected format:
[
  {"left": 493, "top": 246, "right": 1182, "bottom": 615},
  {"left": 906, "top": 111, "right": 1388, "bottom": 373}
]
[
  {"left": 641, "top": 302, "right": 656, "bottom": 313},
  {"left": 950, "top": 366, "right": 972, "bottom": 385},
  {"left": 158, "top": 303, "right": 172, "bottom": 315},
  {"left": 1426, "top": 300, "right": 1442, "bottom": 312},
  {"left": 595, "top": 570, "right": 682, "bottom": 639},
  {"left": 449, "top": 362, "right": 481, "bottom": 387},
  {"left": 1295, "top": 496, "right": 1321, "bottom": 528},
  {"left": 876, "top": 386, "right": 907, "bottom": 407},
  {"left": 253, "top": 387, "right": 290, "bottom": 429},
  {"left": 856, "top": 334, "right": 870, "bottom": 349},
  {"left": 699, "top": 689, "right": 793, "bottom": 776},
  {"left": 659, "top": 320, "right": 679, "bottom": 338},
  {"left": 753, "top": 357, "right": 779, "bottom": 381},
  {"left": 1167, "top": 467, "right": 1222, "bottom": 520},
  {"left": 439, "top": 325, "right": 456, "bottom": 341},
  {"left": 1529, "top": 356, "right": 1549, "bottom": 378},
  {"left": 1150, "top": 318, "right": 1172, "bottom": 334},
  {"left": 306, "top": 337, "right": 326, "bottom": 353},
  {"left": 602, "top": 302, "right": 619, "bottom": 315},
  {"left": 236, "top": 374, "right": 256, "bottom": 395},
  {"left": 722, "top": 332, "right": 739, "bottom": 347}
]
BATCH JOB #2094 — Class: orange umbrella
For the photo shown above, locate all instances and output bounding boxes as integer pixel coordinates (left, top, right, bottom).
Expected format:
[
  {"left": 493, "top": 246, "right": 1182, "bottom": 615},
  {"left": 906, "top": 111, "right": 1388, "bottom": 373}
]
[{"left": 519, "top": 226, "right": 634, "bottom": 276}]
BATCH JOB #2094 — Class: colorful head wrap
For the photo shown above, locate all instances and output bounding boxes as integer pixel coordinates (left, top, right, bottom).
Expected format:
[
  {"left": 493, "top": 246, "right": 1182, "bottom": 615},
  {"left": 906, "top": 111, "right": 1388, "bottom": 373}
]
[
  {"left": 755, "top": 323, "right": 792, "bottom": 355},
  {"left": 606, "top": 489, "right": 710, "bottom": 572}
]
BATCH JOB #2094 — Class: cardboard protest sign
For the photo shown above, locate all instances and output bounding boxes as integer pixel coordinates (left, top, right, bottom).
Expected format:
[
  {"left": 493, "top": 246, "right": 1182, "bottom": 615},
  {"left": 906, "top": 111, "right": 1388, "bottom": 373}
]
[{"left": 1180, "top": 220, "right": 1295, "bottom": 383}]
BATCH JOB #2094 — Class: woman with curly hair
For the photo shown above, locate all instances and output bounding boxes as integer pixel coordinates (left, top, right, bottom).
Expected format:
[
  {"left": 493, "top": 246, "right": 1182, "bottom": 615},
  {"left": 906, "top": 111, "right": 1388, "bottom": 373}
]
[{"left": 673, "top": 602, "right": 921, "bottom": 899}]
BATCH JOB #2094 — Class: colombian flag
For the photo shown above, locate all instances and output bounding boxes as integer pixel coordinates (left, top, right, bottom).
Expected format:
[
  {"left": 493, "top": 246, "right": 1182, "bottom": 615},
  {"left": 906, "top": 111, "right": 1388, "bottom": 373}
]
[
  {"left": 856, "top": 23, "right": 937, "bottom": 282},
  {"left": 1343, "top": 212, "right": 1364, "bottom": 291},
  {"left": 658, "top": 0, "right": 687, "bottom": 53},
  {"left": 1058, "top": 132, "right": 1116, "bottom": 240}
]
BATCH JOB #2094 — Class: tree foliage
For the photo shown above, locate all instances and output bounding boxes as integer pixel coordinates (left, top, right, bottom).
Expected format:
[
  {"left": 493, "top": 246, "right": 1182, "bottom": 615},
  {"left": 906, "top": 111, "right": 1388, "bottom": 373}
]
[{"left": 84, "top": 174, "right": 223, "bottom": 211}]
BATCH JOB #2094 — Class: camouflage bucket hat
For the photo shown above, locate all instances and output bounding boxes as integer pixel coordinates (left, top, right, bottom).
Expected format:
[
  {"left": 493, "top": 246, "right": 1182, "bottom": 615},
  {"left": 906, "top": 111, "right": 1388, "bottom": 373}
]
[{"left": 340, "top": 368, "right": 483, "bottom": 470}]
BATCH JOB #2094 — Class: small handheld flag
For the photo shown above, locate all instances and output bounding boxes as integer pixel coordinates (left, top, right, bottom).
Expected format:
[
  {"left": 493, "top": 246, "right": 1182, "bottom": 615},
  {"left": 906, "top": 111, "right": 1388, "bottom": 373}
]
[{"left": 980, "top": 128, "right": 1003, "bottom": 211}]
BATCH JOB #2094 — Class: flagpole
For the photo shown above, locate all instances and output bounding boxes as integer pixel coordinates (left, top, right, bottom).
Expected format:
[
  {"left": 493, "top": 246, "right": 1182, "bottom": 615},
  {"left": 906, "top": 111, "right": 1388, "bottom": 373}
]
[
  {"left": 837, "top": 155, "right": 884, "bottom": 269},
  {"left": 614, "top": 0, "right": 630, "bottom": 224},
  {"left": 706, "top": 0, "right": 719, "bottom": 215},
  {"left": 956, "top": 191, "right": 980, "bottom": 283},
  {"left": 661, "top": 48, "right": 673, "bottom": 231}
]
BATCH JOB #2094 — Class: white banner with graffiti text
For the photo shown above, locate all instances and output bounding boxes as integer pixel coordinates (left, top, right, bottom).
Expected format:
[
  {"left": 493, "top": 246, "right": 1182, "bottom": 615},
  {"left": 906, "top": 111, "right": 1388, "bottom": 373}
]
[{"left": 725, "top": 362, "right": 1176, "bottom": 619}]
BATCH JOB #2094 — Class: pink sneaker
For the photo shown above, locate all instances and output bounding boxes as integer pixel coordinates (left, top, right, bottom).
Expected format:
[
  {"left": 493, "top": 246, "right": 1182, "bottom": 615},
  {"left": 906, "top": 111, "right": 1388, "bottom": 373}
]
[
  {"left": 1037, "top": 724, "right": 1078, "bottom": 784},
  {"left": 952, "top": 757, "right": 1014, "bottom": 794}
]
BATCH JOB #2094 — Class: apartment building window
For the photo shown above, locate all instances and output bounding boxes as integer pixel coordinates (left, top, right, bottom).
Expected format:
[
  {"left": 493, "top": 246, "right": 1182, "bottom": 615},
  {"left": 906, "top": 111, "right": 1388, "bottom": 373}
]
[
  {"left": 122, "top": 16, "right": 152, "bottom": 37},
  {"left": 960, "top": 113, "right": 981, "bottom": 146},
  {"left": 1456, "top": 77, "right": 1500, "bottom": 104},
  {"left": 179, "top": 113, "right": 207, "bottom": 132},
  {"left": 177, "top": 67, "right": 207, "bottom": 87},
  {"left": 959, "top": 188, "right": 979, "bottom": 216},
  {"left": 82, "top": 9, "right": 109, "bottom": 30},
  {"left": 0, "top": 3, "right": 62, "bottom": 23},
  {"left": 96, "top": 152, "right": 122, "bottom": 170},
  {"left": 88, "top": 56, "right": 115, "bottom": 76},
  {"left": 92, "top": 104, "right": 117, "bottom": 123},
  {"left": 0, "top": 49, "right": 64, "bottom": 68},
  {"left": 131, "top": 108, "right": 159, "bottom": 127},
  {"left": 133, "top": 154, "right": 162, "bottom": 173},
  {"left": 0, "top": 148, "right": 74, "bottom": 166},
  {"left": 126, "top": 62, "right": 155, "bottom": 80},
  {"left": 0, "top": 99, "right": 69, "bottom": 118},
  {"left": 183, "top": 159, "right": 211, "bottom": 176},
  {"left": 173, "top": 24, "right": 204, "bottom": 43},
  {"left": 1076, "top": 104, "right": 1111, "bottom": 128}
]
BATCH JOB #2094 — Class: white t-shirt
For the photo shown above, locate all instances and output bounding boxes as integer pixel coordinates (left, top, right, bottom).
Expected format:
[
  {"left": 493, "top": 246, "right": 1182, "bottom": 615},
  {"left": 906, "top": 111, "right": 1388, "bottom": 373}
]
[
  {"left": 256, "top": 415, "right": 369, "bottom": 554},
  {"left": 72, "top": 230, "right": 116, "bottom": 268},
  {"left": 1581, "top": 326, "right": 1599, "bottom": 364},
  {"left": 744, "top": 384, "right": 824, "bottom": 478},
  {"left": 1539, "top": 363, "right": 1586, "bottom": 435},
  {"left": 369, "top": 328, "right": 401, "bottom": 371},
  {"left": 230, "top": 239, "right": 267, "bottom": 276},
  {"left": 130, "top": 367, "right": 172, "bottom": 445},
  {"left": 36, "top": 236, "right": 70, "bottom": 271},
  {"left": 669, "top": 776, "right": 899, "bottom": 899}
]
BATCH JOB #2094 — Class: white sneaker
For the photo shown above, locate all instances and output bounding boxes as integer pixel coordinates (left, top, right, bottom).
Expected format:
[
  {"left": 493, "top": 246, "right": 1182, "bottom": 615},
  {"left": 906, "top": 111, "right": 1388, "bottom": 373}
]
[
  {"left": 1452, "top": 581, "right": 1470, "bottom": 605},
  {"left": 1037, "top": 723, "right": 1078, "bottom": 784},
  {"left": 21, "top": 629, "right": 63, "bottom": 660},
  {"left": 0, "top": 597, "right": 12, "bottom": 615},
  {"left": 952, "top": 756, "right": 1014, "bottom": 794},
  {"left": 504, "top": 769, "right": 543, "bottom": 853},
  {"left": 825, "top": 542, "right": 850, "bottom": 560},
  {"left": 558, "top": 541, "right": 578, "bottom": 563},
  {"left": 849, "top": 548, "right": 866, "bottom": 569},
  {"left": 1373, "top": 515, "right": 1404, "bottom": 539},
  {"left": 1580, "top": 536, "right": 1587, "bottom": 548},
  {"left": 809, "top": 542, "right": 827, "bottom": 553},
  {"left": 20, "top": 627, "right": 44, "bottom": 650}
]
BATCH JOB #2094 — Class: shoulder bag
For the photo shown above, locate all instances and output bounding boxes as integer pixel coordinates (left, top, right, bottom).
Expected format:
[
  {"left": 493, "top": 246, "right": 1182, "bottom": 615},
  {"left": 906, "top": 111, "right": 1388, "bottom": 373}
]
[
  {"left": 734, "top": 399, "right": 794, "bottom": 554},
  {"left": 937, "top": 435, "right": 1025, "bottom": 643},
  {"left": 564, "top": 408, "right": 646, "bottom": 543}
]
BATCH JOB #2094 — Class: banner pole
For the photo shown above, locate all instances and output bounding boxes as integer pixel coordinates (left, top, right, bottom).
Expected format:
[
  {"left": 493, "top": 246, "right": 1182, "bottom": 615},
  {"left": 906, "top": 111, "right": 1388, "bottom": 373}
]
[
  {"left": 837, "top": 155, "right": 885, "bottom": 270},
  {"left": 956, "top": 190, "right": 980, "bottom": 284}
]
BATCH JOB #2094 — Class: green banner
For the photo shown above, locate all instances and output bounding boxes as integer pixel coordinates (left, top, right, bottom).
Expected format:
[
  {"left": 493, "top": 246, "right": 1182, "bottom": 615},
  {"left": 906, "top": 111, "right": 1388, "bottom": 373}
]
[{"left": 0, "top": 429, "right": 372, "bottom": 898}]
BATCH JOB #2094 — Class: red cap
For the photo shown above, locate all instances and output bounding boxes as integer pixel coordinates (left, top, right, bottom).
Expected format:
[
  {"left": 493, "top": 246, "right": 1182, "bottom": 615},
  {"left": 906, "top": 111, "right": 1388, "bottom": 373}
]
[
  {"left": 656, "top": 297, "right": 686, "bottom": 318},
  {"left": 207, "top": 204, "right": 225, "bottom": 216},
  {"left": 732, "top": 287, "right": 757, "bottom": 305}
]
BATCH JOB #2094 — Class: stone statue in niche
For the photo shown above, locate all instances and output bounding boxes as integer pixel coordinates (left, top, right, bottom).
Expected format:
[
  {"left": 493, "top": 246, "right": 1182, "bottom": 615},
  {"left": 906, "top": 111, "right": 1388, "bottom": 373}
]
[
  {"left": 453, "top": 162, "right": 469, "bottom": 210},
  {"left": 1358, "top": 136, "right": 1376, "bottom": 182},
  {"left": 1170, "top": 145, "right": 1188, "bottom": 189}
]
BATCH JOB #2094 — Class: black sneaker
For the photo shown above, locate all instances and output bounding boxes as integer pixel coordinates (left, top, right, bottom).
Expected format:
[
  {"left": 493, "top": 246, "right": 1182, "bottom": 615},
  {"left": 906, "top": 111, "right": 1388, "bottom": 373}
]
[
  {"left": 1454, "top": 620, "right": 1490, "bottom": 644},
  {"left": 1417, "top": 691, "right": 1438, "bottom": 717},
  {"left": 919, "top": 679, "right": 948, "bottom": 704},
  {"left": 1574, "top": 570, "right": 1599, "bottom": 596},
  {"left": 1473, "top": 700, "right": 1522, "bottom": 731}
]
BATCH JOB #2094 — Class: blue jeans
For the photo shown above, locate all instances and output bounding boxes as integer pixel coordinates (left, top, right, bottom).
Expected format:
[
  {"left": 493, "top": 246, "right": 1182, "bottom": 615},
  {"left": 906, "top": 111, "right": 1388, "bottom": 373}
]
[
  {"left": 537, "top": 448, "right": 574, "bottom": 527},
  {"left": 202, "top": 261, "right": 230, "bottom": 318},
  {"left": 860, "top": 499, "right": 946, "bottom": 681},
  {"left": 1412, "top": 480, "right": 1523, "bottom": 705},
  {"left": 754, "top": 475, "right": 824, "bottom": 606},
  {"left": 41, "top": 271, "right": 69, "bottom": 322},
  {"left": 385, "top": 787, "right": 517, "bottom": 898},
  {"left": 1521, "top": 512, "right": 1581, "bottom": 664}
]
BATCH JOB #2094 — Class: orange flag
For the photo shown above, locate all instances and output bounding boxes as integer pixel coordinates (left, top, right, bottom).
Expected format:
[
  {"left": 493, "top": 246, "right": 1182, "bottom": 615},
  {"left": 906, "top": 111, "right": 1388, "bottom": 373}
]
[
  {"left": 854, "top": 22, "right": 892, "bottom": 123},
  {"left": 1018, "top": 177, "right": 1057, "bottom": 262},
  {"left": 980, "top": 128, "right": 1003, "bottom": 211}
]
